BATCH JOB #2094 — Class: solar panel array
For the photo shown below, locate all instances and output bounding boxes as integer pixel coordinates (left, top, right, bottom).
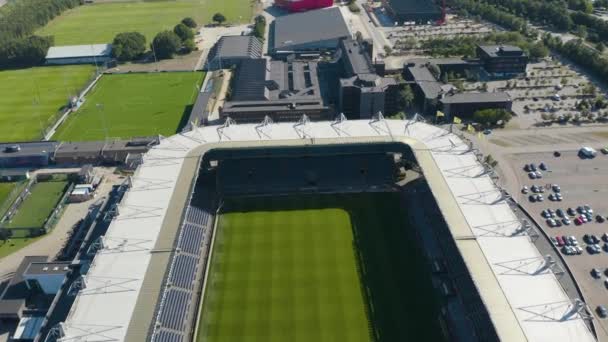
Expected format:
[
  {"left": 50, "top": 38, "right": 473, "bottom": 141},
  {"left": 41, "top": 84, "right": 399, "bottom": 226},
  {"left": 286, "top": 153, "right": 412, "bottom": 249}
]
[{"left": 152, "top": 205, "right": 214, "bottom": 342}]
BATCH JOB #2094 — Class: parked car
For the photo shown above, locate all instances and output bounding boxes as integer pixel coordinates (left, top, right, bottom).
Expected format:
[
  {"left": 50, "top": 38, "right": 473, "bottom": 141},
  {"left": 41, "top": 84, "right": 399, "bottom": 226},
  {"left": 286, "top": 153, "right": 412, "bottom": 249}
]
[
  {"left": 602, "top": 233, "right": 608, "bottom": 242},
  {"left": 537, "top": 194, "right": 544, "bottom": 202},
  {"left": 562, "top": 218, "right": 571, "bottom": 225},
  {"left": 528, "top": 172, "right": 537, "bottom": 179},
  {"left": 567, "top": 207, "right": 576, "bottom": 216},
  {"left": 598, "top": 215, "right": 606, "bottom": 223},
  {"left": 580, "top": 147, "right": 598, "bottom": 158},
  {"left": 529, "top": 195, "right": 537, "bottom": 202},
  {"left": 554, "top": 151, "right": 561, "bottom": 157},
  {"left": 522, "top": 186, "right": 529, "bottom": 194},
  {"left": 592, "top": 268, "right": 603, "bottom": 278},
  {"left": 539, "top": 162, "right": 547, "bottom": 171},
  {"left": 535, "top": 171, "right": 543, "bottom": 178},
  {"left": 556, "top": 236, "right": 565, "bottom": 246},
  {"left": 601, "top": 147, "right": 608, "bottom": 155},
  {"left": 530, "top": 163, "right": 537, "bottom": 171},
  {"left": 552, "top": 184, "right": 561, "bottom": 193},
  {"left": 575, "top": 246, "right": 583, "bottom": 254},
  {"left": 556, "top": 209, "right": 565, "bottom": 218},
  {"left": 550, "top": 237, "right": 558, "bottom": 246}
]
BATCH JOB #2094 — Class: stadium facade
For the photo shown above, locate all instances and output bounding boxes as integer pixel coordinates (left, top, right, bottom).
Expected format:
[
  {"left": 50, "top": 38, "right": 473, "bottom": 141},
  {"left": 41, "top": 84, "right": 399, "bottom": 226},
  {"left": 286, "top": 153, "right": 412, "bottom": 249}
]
[{"left": 39, "top": 119, "right": 596, "bottom": 342}]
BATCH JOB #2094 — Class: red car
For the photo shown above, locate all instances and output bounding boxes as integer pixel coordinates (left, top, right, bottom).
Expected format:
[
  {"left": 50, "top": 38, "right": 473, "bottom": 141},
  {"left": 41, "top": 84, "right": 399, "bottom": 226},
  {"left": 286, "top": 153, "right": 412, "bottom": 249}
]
[{"left": 556, "top": 236, "right": 565, "bottom": 246}]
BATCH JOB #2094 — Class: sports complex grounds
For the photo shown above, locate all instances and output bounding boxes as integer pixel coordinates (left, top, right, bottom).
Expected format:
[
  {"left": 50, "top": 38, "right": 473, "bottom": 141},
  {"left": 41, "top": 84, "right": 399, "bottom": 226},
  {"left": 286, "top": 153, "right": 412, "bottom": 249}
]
[{"left": 196, "top": 193, "right": 444, "bottom": 342}]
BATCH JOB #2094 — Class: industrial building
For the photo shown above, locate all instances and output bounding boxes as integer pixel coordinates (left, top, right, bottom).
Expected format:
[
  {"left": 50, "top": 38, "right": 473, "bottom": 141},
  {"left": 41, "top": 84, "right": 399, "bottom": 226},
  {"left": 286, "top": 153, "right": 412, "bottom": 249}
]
[
  {"left": 205, "top": 36, "right": 263, "bottom": 71},
  {"left": 338, "top": 39, "right": 399, "bottom": 118},
  {"left": 382, "top": 0, "right": 444, "bottom": 24},
  {"left": 45, "top": 44, "right": 112, "bottom": 65},
  {"left": 221, "top": 58, "right": 329, "bottom": 122},
  {"left": 440, "top": 92, "right": 512, "bottom": 117},
  {"left": 477, "top": 45, "right": 529, "bottom": 77},
  {"left": 405, "top": 58, "right": 513, "bottom": 117},
  {"left": 271, "top": 8, "right": 350, "bottom": 56},
  {"left": 274, "top": 0, "right": 332, "bottom": 12}
]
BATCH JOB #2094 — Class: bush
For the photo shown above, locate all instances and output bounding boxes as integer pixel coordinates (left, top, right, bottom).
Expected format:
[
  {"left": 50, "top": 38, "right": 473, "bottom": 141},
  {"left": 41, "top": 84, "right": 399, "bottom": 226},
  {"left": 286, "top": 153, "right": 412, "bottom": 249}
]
[
  {"left": 151, "top": 31, "right": 181, "bottom": 59},
  {"left": 181, "top": 17, "right": 197, "bottom": 28},
  {"left": 348, "top": 2, "right": 360, "bottom": 12},
  {"left": 182, "top": 39, "right": 196, "bottom": 53},
  {"left": 253, "top": 15, "right": 266, "bottom": 40},
  {"left": 473, "top": 108, "right": 512, "bottom": 126},
  {"left": 112, "top": 32, "right": 146, "bottom": 61},
  {"left": 174, "top": 23, "right": 194, "bottom": 42},
  {"left": 213, "top": 13, "right": 226, "bottom": 25}
]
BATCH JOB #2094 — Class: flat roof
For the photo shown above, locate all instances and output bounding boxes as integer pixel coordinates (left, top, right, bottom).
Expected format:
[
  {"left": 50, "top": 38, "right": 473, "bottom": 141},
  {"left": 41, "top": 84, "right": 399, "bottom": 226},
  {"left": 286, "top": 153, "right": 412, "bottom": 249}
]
[
  {"left": 14, "top": 316, "right": 44, "bottom": 340},
  {"left": 478, "top": 45, "right": 525, "bottom": 58},
  {"left": 387, "top": 0, "right": 441, "bottom": 15},
  {"left": 441, "top": 92, "right": 512, "bottom": 104},
  {"left": 60, "top": 122, "right": 596, "bottom": 342},
  {"left": 210, "top": 35, "right": 262, "bottom": 59},
  {"left": 273, "top": 7, "right": 349, "bottom": 51},
  {"left": 46, "top": 44, "right": 112, "bottom": 60},
  {"left": 24, "top": 262, "right": 71, "bottom": 275}
]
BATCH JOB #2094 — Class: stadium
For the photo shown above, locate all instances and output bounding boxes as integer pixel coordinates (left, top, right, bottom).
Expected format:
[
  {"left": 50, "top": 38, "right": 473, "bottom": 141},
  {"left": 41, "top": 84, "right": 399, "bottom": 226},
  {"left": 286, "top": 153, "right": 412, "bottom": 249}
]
[{"left": 48, "top": 118, "right": 595, "bottom": 342}]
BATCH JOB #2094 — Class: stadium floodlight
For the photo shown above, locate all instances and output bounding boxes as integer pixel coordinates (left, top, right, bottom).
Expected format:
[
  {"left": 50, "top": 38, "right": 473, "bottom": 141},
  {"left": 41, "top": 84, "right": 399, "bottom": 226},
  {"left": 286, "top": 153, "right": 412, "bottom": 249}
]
[
  {"left": 369, "top": 111, "right": 392, "bottom": 137},
  {"left": 294, "top": 114, "right": 311, "bottom": 139},
  {"left": 331, "top": 113, "right": 349, "bottom": 136},
  {"left": 404, "top": 113, "right": 424, "bottom": 134},
  {"left": 217, "top": 117, "right": 236, "bottom": 141},
  {"left": 255, "top": 116, "right": 274, "bottom": 140}
]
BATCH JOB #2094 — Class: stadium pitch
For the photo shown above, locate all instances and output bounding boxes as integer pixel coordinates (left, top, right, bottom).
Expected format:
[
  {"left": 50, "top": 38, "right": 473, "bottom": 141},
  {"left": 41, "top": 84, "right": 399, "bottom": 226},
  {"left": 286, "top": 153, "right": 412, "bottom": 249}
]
[{"left": 197, "top": 193, "right": 444, "bottom": 342}]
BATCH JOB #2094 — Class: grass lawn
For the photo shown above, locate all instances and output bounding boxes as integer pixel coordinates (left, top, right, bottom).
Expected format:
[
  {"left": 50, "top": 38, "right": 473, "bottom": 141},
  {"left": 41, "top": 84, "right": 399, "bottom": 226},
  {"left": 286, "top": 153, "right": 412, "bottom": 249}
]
[
  {"left": 0, "top": 183, "right": 17, "bottom": 209},
  {"left": 53, "top": 72, "right": 204, "bottom": 141},
  {"left": 37, "top": 0, "right": 254, "bottom": 45},
  {"left": 0, "top": 236, "right": 43, "bottom": 260},
  {"left": 5, "top": 180, "right": 68, "bottom": 229},
  {"left": 0, "top": 65, "right": 96, "bottom": 142},
  {"left": 197, "top": 193, "right": 444, "bottom": 342}
]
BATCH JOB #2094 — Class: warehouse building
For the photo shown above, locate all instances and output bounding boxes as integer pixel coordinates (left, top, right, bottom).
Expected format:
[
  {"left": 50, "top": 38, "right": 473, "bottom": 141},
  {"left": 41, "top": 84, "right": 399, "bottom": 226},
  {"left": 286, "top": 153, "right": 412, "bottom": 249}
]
[
  {"left": 271, "top": 7, "right": 350, "bottom": 56},
  {"left": 477, "top": 45, "right": 528, "bottom": 77},
  {"left": 45, "top": 44, "right": 112, "bottom": 65},
  {"left": 440, "top": 92, "right": 512, "bottom": 117},
  {"left": 221, "top": 58, "right": 330, "bottom": 122},
  {"left": 382, "top": 0, "right": 443, "bottom": 24},
  {"left": 205, "top": 36, "right": 263, "bottom": 71}
]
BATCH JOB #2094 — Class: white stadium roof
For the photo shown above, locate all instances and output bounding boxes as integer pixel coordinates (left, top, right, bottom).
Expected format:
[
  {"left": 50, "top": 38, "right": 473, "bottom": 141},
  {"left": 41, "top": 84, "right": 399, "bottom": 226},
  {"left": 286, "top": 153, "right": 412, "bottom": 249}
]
[
  {"left": 46, "top": 44, "right": 112, "bottom": 60},
  {"left": 59, "top": 118, "right": 596, "bottom": 342}
]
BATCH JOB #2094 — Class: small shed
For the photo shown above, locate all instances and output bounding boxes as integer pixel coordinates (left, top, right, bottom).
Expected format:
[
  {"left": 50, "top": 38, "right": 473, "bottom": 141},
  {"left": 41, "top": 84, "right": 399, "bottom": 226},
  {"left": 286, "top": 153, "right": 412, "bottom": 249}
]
[
  {"left": 46, "top": 44, "right": 112, "bottom": 65},
  {"left": 0, "top": 169, "right": 29, "bottom": 182}
]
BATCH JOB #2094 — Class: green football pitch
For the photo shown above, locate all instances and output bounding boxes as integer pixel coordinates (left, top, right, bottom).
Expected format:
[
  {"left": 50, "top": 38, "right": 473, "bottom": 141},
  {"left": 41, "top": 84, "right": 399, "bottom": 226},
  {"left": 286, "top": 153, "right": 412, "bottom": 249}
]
[
  {"left": 0, "top": 65, "right": 96, "bottom": 142},
  {"left": 37, "top": 0, "right": 253, "bottom": 45},
  {"left": 197, "top": 193, "right": 444, "bottom": 342},
  {"left": 4, "top": 179, "right": 68, "bottom": 230},
  {"left": 53, "top": 72, "right": 204, "bottom": 141}
]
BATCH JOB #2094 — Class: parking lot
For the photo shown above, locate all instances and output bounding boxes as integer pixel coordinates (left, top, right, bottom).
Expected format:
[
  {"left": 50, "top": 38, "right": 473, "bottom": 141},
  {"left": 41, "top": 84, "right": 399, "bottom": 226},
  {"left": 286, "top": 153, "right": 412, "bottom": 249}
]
[{"left": 507, "top": 149, "right": 608, "bottom": 331}]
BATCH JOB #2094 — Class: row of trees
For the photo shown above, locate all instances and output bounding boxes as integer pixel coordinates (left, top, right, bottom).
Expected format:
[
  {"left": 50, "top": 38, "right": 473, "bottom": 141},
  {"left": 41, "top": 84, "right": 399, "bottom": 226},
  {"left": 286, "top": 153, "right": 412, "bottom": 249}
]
[
  {"left": 542, "top": 34, "right": 608, "bottom": 83},
  {"left": 112, "top": 17, "right": 198, "bottom": 61},
  {"left": 421, "top": 31, "right": 549, "bottom": 59},
  {"left": 0, "top": 0, "right": 81, "bottom": 68}
]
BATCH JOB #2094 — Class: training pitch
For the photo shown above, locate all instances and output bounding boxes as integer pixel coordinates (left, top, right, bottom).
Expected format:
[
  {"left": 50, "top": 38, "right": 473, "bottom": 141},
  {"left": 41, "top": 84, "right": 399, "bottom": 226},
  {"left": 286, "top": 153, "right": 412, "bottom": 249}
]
[
  {"left": 37, "top": 0, "right": 253, "bottom": 45},
  {"left": 54, "top": 72, "right": 204, "bottom": 141},
  {"left": 4, "top": 179, "right": 68, "bottom": 230},
  {"left": 0, "top": 65, "right": 95, "bottom": 142},
  {"left": 197, "top": 193, "right": 443, "bottom": 342}
]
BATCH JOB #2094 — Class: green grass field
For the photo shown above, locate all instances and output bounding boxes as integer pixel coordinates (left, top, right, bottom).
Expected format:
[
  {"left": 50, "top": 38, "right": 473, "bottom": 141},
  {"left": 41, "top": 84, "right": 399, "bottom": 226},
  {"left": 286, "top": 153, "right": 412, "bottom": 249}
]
[
  {"left": 5, "top": 180, "right": 68, "bottom": 229},
  {"left": 0, "top": 183, "right": 17, "bottom": 209},
  {"left": 0, "top": 65, "right": 96, "bottom": 142},
  {"left": 54, "top": 72, "right": 204, "bottom": 141},
  {"left": 37, "top": 0, "right": 254, "bottom": 45},
  {"left": 197, "top": 193, "right": 444, "bottom": 342}
]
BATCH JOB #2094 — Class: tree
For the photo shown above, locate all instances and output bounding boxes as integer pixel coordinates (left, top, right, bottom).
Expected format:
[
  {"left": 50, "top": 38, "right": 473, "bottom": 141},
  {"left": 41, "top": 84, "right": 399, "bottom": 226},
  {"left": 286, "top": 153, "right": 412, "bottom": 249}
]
[
  {"left": 183, "top": 39, "right": 196, "bottom": 53},
  {"left": 174, "top": 23, "right": 194, "bottom": 42},
  {"left": 575, "top": 25, "right": 588, "bottom": 39},
  {"left": 112, "top": 32, "right": 146, "bottom": 61},
  {"left": 213, "top": 13, "right": 227, "bottom": 25},
  {"left": 182, "top": 17, "right": 197, "bottom": 28},
  {"left": 528, "top": 42, "right": 549, "bottom": 59},
  {"left": 397, "top": 85, "right": 415, "bottom": 109},
  {"left": 253, "top": 15, "right": 266, "bottom": 40},
  {"left": 473, "top": 108, "right": 512, "bottom": 126},
  {"left": 151, "top": 31, "right": 181, "bottom": 59}
]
